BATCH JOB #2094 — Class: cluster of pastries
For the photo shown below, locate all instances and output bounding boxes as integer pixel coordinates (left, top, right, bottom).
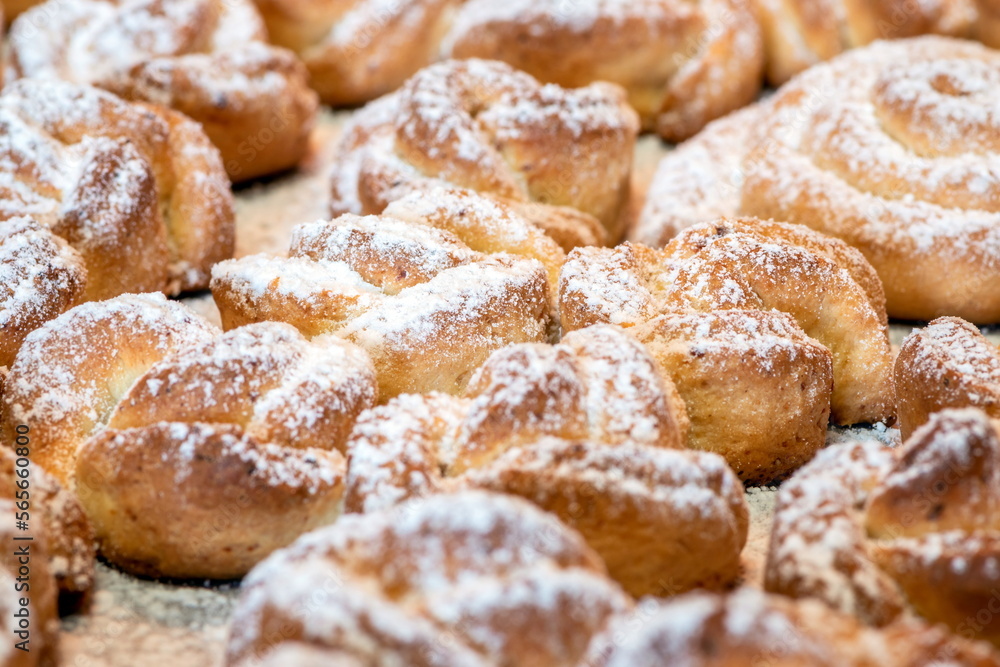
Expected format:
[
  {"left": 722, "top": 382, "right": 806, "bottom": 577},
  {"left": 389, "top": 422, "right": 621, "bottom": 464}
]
[{"left": 4, "top": 1, "right": 1000, "bottom": 664}]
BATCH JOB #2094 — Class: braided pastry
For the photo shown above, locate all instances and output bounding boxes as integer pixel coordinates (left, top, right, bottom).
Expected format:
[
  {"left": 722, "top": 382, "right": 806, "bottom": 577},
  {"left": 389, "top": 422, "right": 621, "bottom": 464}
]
[
  {"left": 212, "top": 203, "right": 553, "bottom": 400},
  {"left": 766, "top": 408, "right": 1000, "bottom": 646},
  {"left": 0, "top": 79, "right": 235, "bottom": 301},
  {"left": 585, "top": 587, "right": 1000, "bottom": 666},
  {"left": 562, "top": 218, "right": 894, "bottom": 480},
  {"left": 6, "top": 0, "right": 318, "bottom": 181},
  {"left": 637, "top": 37, "right": 1000, "bottom": 323},
  {"left": 345, "top": 326, "right": 747, "bottom": 597},
  {"left": 252, "top": 0, "right": 462, "bottom": 106},
  {"left": 754, "top": 0, "right": 976, "bottom": 85},
  {"left": 226, "top": 490, "right": 632, "bottom": 667},
  {"left": 4, "top": 294, "right": 377, "bottom": 579},
  {"left": 445, "top": 0, "right": 764, "bottom": 142},
  {"left": 328, "top": 59, "right": 639, "bottom": 244},
  {"left": 896, "top": 317, "right": 1000, "bottom": 440}
]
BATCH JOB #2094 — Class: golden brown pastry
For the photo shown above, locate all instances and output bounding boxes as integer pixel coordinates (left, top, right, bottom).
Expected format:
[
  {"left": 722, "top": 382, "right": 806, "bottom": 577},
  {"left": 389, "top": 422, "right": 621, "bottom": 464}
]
[
  {"left": 225, "top": 490, "right": 632, "bottom": 667},
  {"left": 252, "top": 0, "right": 462, "bottom": 106},
  {"left": 212, "top": 207, "right": 553, "bottom": 400},
  {"left": 635, "top": 37, "right": 1000, "bottom": 323},
  {"left": 6, "top": 0, "right": 318, "bottom": 181},
  {"left": 562, "top": 218, "right": 894, "bottom": 481},
  {"left": 753, "top": 0, "right": 976, "bottom": 84},
  {"left": 328, "top": 58, "right": 639, "bottom": 244},
  {"left": 896, "top": 317, "right": 1000, "bottom": 439},
  {"left": 0, "top": 79, "right": 234, "bottom": 299},
  {"left": 445, "top": 0, "right": 764, "bottom": 142},
  {"left": 585, "top": 587, "right": 1000, "bottom": 666},
  {"left": 0, "top": 218, "right": 86, "bottom": 370},
  {"left": 0, "top": 0, "right": 38, "bottom": 21},
  {"left": 766, "top": 408, "right": 1000, "bottom": 646},
  {"left": 344, "top": 326, "right": 746, "bottom": 597}
]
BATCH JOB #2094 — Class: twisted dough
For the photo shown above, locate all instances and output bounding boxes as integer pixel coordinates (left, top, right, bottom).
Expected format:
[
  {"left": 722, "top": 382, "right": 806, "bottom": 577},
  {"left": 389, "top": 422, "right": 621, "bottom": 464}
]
[
  {"left": 896, "top": 317, "right": 1000, "bottom": 439},
  {"left": 3, "top": 294, "right": 376, "bottom": 579},
  {"left": 226, "top": 490, "right": 632, "bottom": 667},
  {"left": 767, "top": 408, "right": 1000, "bottom": 646},
  {"left": 212, "top": 201, "right": 554, "bottom": 400},
  {"left": 328, "top": 59, "right": 638, "bottom": 244},
  {"left": 445, "top": 0, "right": 764, "bottom": 142},
  {"left": 637, "top": 37, "right": 1000, "bottom": 323},
  {"left": 7, "top": 0, "right": 318, "bottom": 181},
  {"left": 0, "top": 79, "right": 235, "bottom": 299}
]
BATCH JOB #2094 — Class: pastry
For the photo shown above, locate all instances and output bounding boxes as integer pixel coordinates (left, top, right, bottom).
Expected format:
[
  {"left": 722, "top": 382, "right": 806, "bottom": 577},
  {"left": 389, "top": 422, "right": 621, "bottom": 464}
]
[
  {"left": 252, "top": 0, "right": 462, "bottom": 106},
  {"left": 585, "top": 586, "right": 1000, "bottom": 666},
  {"left": 0, "top": 79, "right": 235, "bottom": 299},
  {"left": 328, "top": 58, "right": 639, "bottom": 244},
  {"left": 754, "top": 0, "right": 975, "bottom": 84},
  {"left": 561, "top": 217, "right": 894, "bottom": 481},
  {"left": 6, "top": 0, "right": 318, "bottom": 181},
  {"left": 445, "top": 0, "right": 764, "bottom": 142},
  {"left": 212, "top": 208, "right": 553, "bottom": 400},
  {"left": 766, "top": 408, "right": 1000, "bottom": 645},
  {"left": 896, "top": 317, "right": 1000, "bottom": 439},
  {"left": 225, "top": 490, "right": 632, "bottom": 667},
  {"left": 4, "top": 293, "right": 378, "bottom": 579},
  {"left": 635, "top": 37, "right": 1000, "bottom": 323}
]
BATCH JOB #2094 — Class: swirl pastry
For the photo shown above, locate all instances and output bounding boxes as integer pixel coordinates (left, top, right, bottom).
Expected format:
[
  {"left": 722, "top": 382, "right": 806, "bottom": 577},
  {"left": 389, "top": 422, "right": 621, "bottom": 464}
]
[
  {"left": 896, "top": 317, "right": 1000, "bottom": 439},
  {"left": 562, "top": 217, "right": 894, "bottom": 480},
  {"left": 754, "top": 0, "right": 976, "bottom": 85},
  {"left": 636, "top": 37, "right": 1000, "bottom": 323},
  {"left": 445, "top": 0, "right": 765, "bottom": 142},
  {"left": 3, "top": 293, "right": 377, "bottom": 579},
  {"left": 766, "top": 407, "right": 1000, "bottom": 645},
  {"left": 212, "top": 203, "right": 553, "bottom": 400},
  {"left": 225, "top": 490, "right": 632, "bottom": 667},
  {"left": 585, "top": 587, "right": 1000, "bottom": 666},
  {"left": 345, "top": 326, "right": 747, "bottom": 597},
  {"left": 328, "top": 58, "right": 639, "bottom": 244},
  {"left": 6, "top": 0, "right": 318, "bottom": 181},
  {"left": 0, "top": 79, "right": 235, "bottom": 301}
]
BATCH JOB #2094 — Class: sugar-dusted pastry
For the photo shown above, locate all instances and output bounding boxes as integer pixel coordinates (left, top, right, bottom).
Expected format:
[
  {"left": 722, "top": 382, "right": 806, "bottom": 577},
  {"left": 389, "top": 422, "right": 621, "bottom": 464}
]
[
  {"left": 6, "top": 0, "right": 318, "bottom": 181},
  {"left": 635, "top": 37, "right": 1000, "bottom": 323},
  {"left": 328, "top": 59, "right": 639, "bottom": 244},
  {"left": 754, "top": 0, "right": 975, "bottom": 84},
  {"left": 444, "top": 0, "right": 764, "bottom": 142},
  {"left": 896, "top": 317, "right": 1000, "bottom": 439},
  {"left": 212, "top": 206, "right": 554, "bottom": 400},
  {"left": 562, "top": 218, "right": 895, "bottom": 481},
  {"left": 766, "top": 408, "right": 1000, "bottom": 646},
  {"left": 225, "top": 490, "right": 632, "bottom": 666},
  {"left": 3, "top": 294, "right": 377, "bottom": 579},
  {"left": 0, "top": 79, "right": 234, "bottom": 299}
]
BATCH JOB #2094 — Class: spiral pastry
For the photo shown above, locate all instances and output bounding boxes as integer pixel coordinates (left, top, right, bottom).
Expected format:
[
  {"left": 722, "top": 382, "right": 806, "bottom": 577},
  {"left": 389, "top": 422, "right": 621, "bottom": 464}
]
[
  {"left": 7, "top": 0, "right": 318, "bottom": 181},
  {"left": 329, "top": 58, "right": 638, "bottom": 244},
  {"left": 638, "top": 37, "right": 1000, "bottom": 323}
]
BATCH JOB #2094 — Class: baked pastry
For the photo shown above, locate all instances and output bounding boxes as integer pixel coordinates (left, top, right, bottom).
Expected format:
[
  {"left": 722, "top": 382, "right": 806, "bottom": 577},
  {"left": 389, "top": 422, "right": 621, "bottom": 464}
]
[
  {"left": 212, "top": 208, "right": 553, "bottom": 400},
  {"left": 896, "top": 317, "right": 1000, "bottom": 439},
  {"left": 584, "top": 587, "right": 1000, "bottom": 666},
  {"left": 562, "top": 218, "right": 894, "bottom": 480},
  {"left": 766, "top": 407, "right": 1000, "bottom": 645},
  {"left": 6, "top": 0, "right": 318, "bottom": 181},
  {"left": 328, "top": 58, "right": 639, "bottom": 244},
  {"left": 754, "top": 0, "right": 976, "bottom": 84},
  {"left": 345, "top": 326, "right": 747, "bottom": 597},
  {"left": 4, "top": 293, "right": 377, "bottom": 579},
  {"left": 0, "top": 0, "right": 38, "bottom": 21},
  {"left": 225, "top": 490, "right": 632, "bottom": 667},
  {"left": 0, "top": 218, "right": 86, "bottom": 371},
  {"left": 635, "top": 37, "right": 1000, "bottom": 323},
  {"left": 0, "top": 79, "right": 235, "bottom": 299},
  {"left": 445, "top": 0, "right": 765, "bottom": 142},
  {"left": 252, "top": 0, "right": 462, "bottom": 106}
]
